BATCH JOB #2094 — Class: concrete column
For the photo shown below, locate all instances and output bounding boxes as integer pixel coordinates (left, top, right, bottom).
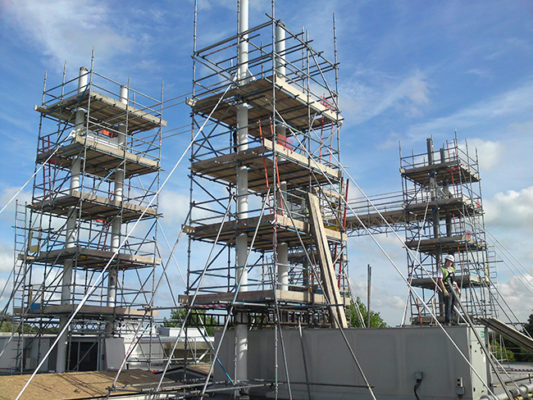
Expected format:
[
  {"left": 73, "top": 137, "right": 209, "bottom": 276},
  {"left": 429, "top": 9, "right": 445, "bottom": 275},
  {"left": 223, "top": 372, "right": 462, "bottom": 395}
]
[
  {"left": 275, "top": 20, "right": 289, "bottom": 292},
  {"left": 236, "top": 106, "right": 249, "bottom": 217},
  {"left": 237, "top": 0, "right": 249, "bottom": 83},
  {"left": 440, "top": 147, "right": 446, "bottom": 164},
  {"left": 236, "top": 102, "right": 249, "bottom": 293},
  {"left": 70, "top": 110, "right": 84, "bottom": 193},
  {"left": 426, "top": 138, "right": 444, "bottom": 317},
  {"left": 446, "top": 214, "right": 453, "bottom": 237},
  {"left": 106, "top": 85, "right": 128, "bottom": 336},
  {"left": 235, "top": 102, "right": 249, "bottom": 386},
  {"left": 427, "top": 138, "right": 440, "bottom": 241},
  {"left": 235, "top": 0, "right": 249, "bottom": 385},
  {"left": 278, "top": 182, "right": 289, "bottom": 289},
  {"left": 57, "top": 67, "right": 87, "bottom": 373},
  {"left": 78, "top": 66, "right": 88, "bottom": 93},
  {"left": 427, "top": 137, "right": 436, "bottom": 201},
  {"left": 235, "top": 233, "right": 248, "bottom": 383}
]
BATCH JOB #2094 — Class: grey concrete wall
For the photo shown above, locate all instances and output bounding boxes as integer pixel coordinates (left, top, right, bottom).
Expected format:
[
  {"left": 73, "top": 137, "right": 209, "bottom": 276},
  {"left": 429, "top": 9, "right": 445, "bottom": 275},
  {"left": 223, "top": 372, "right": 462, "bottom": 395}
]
[
  {"left": 214, "top": 326, "right": 489, "bottom": 399},
  {"left": 0, "top": 335, "right": 54, "bottom": 373}
]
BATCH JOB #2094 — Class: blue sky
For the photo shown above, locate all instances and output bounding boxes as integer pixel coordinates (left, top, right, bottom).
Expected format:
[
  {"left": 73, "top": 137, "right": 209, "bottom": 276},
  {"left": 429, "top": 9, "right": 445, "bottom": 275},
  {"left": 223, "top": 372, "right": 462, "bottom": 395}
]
[{"left": 0, "top": 0, "right": 532, "bottom": 325}]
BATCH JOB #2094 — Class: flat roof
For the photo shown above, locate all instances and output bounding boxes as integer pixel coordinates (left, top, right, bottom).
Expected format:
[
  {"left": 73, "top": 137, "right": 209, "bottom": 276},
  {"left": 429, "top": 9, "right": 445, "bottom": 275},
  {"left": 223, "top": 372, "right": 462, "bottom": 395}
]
[{"left": 0, "top": 369, "right": 173, "bottom": 400}]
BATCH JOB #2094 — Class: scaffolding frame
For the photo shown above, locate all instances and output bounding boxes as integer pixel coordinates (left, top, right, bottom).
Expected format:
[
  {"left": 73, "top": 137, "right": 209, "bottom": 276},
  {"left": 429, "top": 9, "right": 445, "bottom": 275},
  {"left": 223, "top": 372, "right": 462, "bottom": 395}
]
[
  {"left": 344, "top": 136, "right": 497, "bottom": 323},
  {"left": 181, "top": 16, "right": 350, "bottom": 326},
  {"left": 401, "top": 137, "right": 496, "bottom": 322},
  {"left": 9, "top": 63, "right": 165, "bottom": 373}
]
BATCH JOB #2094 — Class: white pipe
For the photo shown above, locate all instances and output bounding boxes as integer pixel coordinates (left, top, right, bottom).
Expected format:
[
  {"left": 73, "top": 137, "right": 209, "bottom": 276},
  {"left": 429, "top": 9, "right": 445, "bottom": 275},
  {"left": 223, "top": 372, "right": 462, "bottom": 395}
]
[
  {"left": 236, "top": 106, "right": 249, "bottom": 213},
  {"left": 235, "top": 232, "right": 248, "bottom": 382},
  {"left": 235, "top": 323, "right": 248, "bottom": 382},
  {"left": 235, "top": 0, "right": 249, "bottom": 385},
  {"left": 275, "top": 22, "right": 286, "bottom": 77},
  {"left": 110, "top": 85, "right": 128, "bottom": 255},
  {"left": 278, "top": 181, "right": 289, "bottom": 289},
  {"left": 278, "top": 242, "right": 289, "bottom": 290},
  {"left": 65, "top": 213, "right": 77, "bottom": 249},
  {"left": 55, "top": 319, "right": 68, "bottom": 373},
  {"left": 70, "top": 156, "right": 81, "bottom": 191},
  {"left": 107, "top": 85, "right": 128, "bottom": 333},
  {"left": 78, "top": 66, "right": 88, "bottom": 94},
  {"left": 57, "top": 67, "right": 87, "bottom": 373},
  {"left": 70, "top": 110, "right": 84, "bottom": 192},
  {"left": 481, "top": 383, "right": 533, "bottom": 399},
  {"left": 237, "top": 0, "right": 249, "bottom": 83},
  {"left": 236, "top": 234, "right": 248, "bottom": 291}
]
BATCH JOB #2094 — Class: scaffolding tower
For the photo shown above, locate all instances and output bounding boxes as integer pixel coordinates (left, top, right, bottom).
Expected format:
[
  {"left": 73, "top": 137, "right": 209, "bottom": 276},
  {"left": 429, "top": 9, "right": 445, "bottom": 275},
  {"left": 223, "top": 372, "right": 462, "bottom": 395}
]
[
  {"left": 10, "top": 65, "right": 166, "bottom": 373},
  {"left": 345, "top": 137, "right": 496, "bottom": 323},
  {"left": 401, "top": 137, "right": 496, "bottom": 322},
  {"left": 177, "top": 5, "right": 350, "bottom": 388}
]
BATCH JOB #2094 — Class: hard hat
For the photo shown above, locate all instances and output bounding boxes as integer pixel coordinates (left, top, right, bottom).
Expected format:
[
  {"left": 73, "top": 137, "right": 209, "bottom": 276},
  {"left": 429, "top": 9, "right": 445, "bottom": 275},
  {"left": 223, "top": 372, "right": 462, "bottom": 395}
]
[{"left": 445, "top": 254, "right": 455, "bottom": 263}]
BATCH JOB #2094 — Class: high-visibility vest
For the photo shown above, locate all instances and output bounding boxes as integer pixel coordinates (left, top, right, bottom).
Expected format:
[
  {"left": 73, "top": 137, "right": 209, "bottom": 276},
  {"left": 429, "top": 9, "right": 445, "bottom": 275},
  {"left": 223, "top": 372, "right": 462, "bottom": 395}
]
[{"left": 440, "top": 265, "right": 455, "bottom": 286}]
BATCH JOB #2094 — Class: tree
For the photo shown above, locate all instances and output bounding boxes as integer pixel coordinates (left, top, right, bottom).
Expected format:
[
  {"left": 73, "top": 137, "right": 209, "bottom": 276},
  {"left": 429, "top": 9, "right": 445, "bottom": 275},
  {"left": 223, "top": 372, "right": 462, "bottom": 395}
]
[
  {"left": 0, "top": 313, "right": 39, "bottom": 333},
  {"left": 490, "top": 338, "right": 515, "bottom": 362},
  {"left": 503, "top": 312, "right": 533, "bottom": 362},
  {"left": 164, "top": 308, "right": 216, "bottom": 336},
  {"left": 512, "top": 312, "right": 533, "bottom": 362},
  {"left": 523, "top": 313, "right": 533, "bottom": 336},
  {"left": 346, "top": 297, "right": 387, "bottom": 328},
  {"left": 0, "top": 319, "right": 12, "bottom": 333}
]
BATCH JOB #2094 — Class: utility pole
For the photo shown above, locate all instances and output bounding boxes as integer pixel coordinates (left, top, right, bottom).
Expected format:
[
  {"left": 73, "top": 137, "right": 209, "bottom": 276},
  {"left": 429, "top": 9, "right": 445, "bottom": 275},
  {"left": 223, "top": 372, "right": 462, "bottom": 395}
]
[{"left": 367, "top": 264, "right": 372, "bottom": 328}]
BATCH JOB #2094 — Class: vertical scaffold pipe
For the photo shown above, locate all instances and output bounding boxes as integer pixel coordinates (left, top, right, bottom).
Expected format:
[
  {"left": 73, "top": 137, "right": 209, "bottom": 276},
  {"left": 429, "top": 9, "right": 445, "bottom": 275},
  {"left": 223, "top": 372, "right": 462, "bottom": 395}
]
[
  {"left": 56, "top": 66, "right": 87, "bottom": 373},
  {"left": 235, "top": 0, "right": 249, "bottom": 386},
  {"left": 107, "top": 85, "right": 128, "bottom": 336}
]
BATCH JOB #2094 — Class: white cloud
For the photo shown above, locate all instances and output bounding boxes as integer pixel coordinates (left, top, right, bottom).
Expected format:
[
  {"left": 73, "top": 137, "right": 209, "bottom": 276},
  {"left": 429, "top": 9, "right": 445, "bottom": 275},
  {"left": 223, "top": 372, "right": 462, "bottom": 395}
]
[
  {"left": 349, "top": 272, "right": 406, "bottom": 325},
  {"left": 193, "top": 0, "right": 270, "bottom": 12},
  {"left": 460, "top": 138, "right": 503, "bottom": 171},
  {"left": 465, "top": 68, "right": 491, "bottom": 79},
  {"left": 0, "top": 187, "right": 31, "bottom": 224},
  {"left": 406, "top": 81, "right": 533, "bottom": 141},
  {"left": 340, "top": 69, "right": 430, "bottom": 126},
  {"left": 374, "top": 295, "right": 404, "bottom": 311},
  {"left": 485, "top": 186, "right": 533, "bottom": 228},
  {"left": 2, "top": 0, "right": 134, "bottom": 69},
  {"left": 496, "top": 273, "right": 533, "bottom": 321},
  {"left": 159, "top": 190, "right": 190, "bottom": 227},
  {"left": 0, "top": 244, "right": 13, "bottom": 274},
  {"left": 0, "top": 278, "right": 13, "bottom": 307}
]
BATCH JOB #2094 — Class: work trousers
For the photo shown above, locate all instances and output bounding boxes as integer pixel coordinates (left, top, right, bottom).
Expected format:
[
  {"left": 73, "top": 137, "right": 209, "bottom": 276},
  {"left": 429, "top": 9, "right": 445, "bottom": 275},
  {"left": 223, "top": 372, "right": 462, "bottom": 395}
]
[{"left": 443, "top": 286, "right": 456, "bottom": 325}]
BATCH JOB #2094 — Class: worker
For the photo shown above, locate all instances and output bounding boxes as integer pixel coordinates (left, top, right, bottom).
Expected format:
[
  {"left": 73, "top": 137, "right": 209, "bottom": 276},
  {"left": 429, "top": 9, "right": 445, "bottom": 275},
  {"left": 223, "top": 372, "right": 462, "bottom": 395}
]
[{"left": 437, "top": 254, "right": 460, "bottom": 325}]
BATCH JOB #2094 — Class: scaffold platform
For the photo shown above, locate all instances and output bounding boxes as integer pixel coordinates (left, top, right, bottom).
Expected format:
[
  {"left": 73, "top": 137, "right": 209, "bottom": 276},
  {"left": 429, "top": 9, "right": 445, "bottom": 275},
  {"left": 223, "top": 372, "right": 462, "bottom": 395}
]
[
  {"left": 13, "top": 304, "right": 156, "bottom": 318},
  {"left": 410, "top": 274, "right": 489, "bottom": 289},
  {"left": 192, "top": 137, "right": 341, "bottom": 191},
  {"left": 27, "top": 247, "right": 160, "bottom": 269},
  {"left": 193, "top": 76, "right": 341, "bottom": 132},
  {"left": 401, "top": 160, "right": 480, "bottom": 186},
  {"left": 35, "top": 90, "right": 166, "bottom": 133},
  {"left": 184, "top": 213, "right": 345, "bottom": 250},
  {"left": 29, "top": 190, "right": 157, "bottom": 222},
  {"left": 179, "top": 288, "right": 327, "bottom": 307},
  {"left": 405, "top": 234, "right": 487, "bottom": 253},
  {"left": 36, "top": 133, "right": 160, "bottom": 178}
]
